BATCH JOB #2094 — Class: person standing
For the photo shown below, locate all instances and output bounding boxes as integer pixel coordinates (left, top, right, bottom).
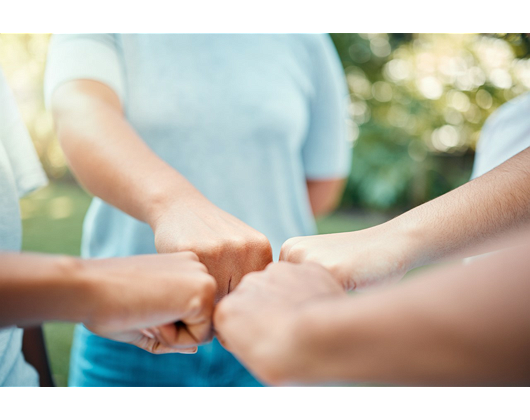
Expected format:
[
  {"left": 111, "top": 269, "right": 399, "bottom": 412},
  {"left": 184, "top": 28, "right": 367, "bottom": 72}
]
[{"left": 45, "top": 34, "right": 351, "bottom": 386}]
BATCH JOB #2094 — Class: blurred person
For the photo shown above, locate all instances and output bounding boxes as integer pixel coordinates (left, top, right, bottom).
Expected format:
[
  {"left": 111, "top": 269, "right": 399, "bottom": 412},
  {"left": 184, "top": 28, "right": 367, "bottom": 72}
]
[
  {"left": 214, "top": 226, "right": 530, "bottom": 386},
  {"left": 0, "top": 66, "right": 217, "bottom": 387},
  {"left": 45, "top": 34, "right": 351, "bottom": 386}
]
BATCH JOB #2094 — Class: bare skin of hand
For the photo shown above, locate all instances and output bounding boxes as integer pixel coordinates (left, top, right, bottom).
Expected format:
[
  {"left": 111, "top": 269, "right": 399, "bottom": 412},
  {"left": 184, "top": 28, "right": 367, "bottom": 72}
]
[
  {"left": 214, "top": 262, "right": 347, "bottom": 384},
  {"left": 281, "top": 148, "right": 530, "bottom": 290},
  {"left": 150, "top": 195, "right": 273, "bottom": 301},
  {"left": 83, "top": 251, "right": 216, "bottom": 354},
  {"left": 280, "top": 223, "right": 412, "bottom": 291}
]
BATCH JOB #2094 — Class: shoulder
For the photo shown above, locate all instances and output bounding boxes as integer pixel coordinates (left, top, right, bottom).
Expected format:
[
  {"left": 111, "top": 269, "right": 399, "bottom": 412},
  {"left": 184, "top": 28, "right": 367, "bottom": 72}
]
[
  {"left": 288, "top": 34, "right": 337, "bottom": 57},
  {"left": 49, "top": 34, "right": 122, "bottom": 52},
  {"left": 485, "top": 92, "right": 530, "bottom": 129}
]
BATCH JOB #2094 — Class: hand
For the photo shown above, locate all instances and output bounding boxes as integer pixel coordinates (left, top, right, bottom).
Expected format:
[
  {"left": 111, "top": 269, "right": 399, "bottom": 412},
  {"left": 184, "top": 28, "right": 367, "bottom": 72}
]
[
  {"left": 83, "top": 251, "right": 216, "bottom": 354},
  {"left": 151, "top": 195, "right": 273, "bottom": 300},
  {"left": 280, "top": 222, "right": 414, "bottom": 290},
  {"left": 214, "top": 262, "right": 346, "bottom": 385}
]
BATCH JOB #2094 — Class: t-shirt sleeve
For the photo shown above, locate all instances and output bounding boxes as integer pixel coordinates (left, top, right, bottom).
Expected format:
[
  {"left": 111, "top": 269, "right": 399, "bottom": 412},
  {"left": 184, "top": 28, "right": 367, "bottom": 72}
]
[
  {"left": 44, "top": 34, "right": 126, "bottom": 108},
  {"left": 470, "top": 93, "right": 530, "bottom": 180},
  {"left": 0, "top": 67, "right": 48, "bottom": 197},
  {"left": 302, "top": 34, "right": 352, "bottom": 180}
]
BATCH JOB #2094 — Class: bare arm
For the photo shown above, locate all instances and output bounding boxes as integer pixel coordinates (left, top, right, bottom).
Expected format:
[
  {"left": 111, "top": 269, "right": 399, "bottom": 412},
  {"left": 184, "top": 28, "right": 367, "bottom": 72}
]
[
  {"left": 0, "top": 254, "right": 93, "bottom": 327},
  {"left": 282, "top": 147, "right": 530, "bottom": 289},
  {"left": 22, "top": 326, "right": 55, "bottom": 387},
  {"left": 0, "top": 252, "right": 216, "bottom": 354},
  {"left": 51, "top": 80, "right": 192, "bottom": 227},
  {"left": 215, "top": 231, "right": 530, "bottom": 386},
  {"left": 51, "top": 80, "right": 272, "bottom": 300},
  {"left": 306, "top": 178, "right": 346, "bottom": 217}
]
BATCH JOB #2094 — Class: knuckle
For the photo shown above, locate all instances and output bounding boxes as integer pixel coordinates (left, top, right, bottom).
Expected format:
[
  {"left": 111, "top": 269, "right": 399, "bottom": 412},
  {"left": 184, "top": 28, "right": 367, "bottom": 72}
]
[
  {"left": 181, "top": 250, "right": 200, "bottom": 261},
  {"left": 213, "top": 299, "right": 233, "bottom": 326},
  {"left": 198, "top": 275, "right": 217, "bottom": 297},
  {"left": 230, "top": 236, "right": 249, "bottom": 252},
  {"left": 201, "top": 240, "right": 226, "bottom": 258},
  {"left": 284, "top": 244, "right": 306, "bottom": 263},
  {"left": 241, "top": 271, "right": 262, "bottom": 285},
  {"left": 280, "top": 237, "right": 302, "bottom": 261},
  {"left": 190, "top": 277, "right": 217, "bottom": 312}
]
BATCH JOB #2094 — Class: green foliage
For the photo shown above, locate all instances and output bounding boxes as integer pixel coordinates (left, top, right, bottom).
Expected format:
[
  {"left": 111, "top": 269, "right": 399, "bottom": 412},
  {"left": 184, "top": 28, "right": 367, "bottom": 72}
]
[
  {"left": 330, "top": 33, "right": 530, "bottom": 210},
  {"left": 2, "top": 34, "right": 529, "bottom": 210}
]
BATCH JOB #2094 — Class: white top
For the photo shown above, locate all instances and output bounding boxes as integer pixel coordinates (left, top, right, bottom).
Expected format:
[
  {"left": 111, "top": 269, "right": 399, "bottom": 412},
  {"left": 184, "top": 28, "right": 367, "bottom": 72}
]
[
  {"left": 0, "top": 67, "right": 47, "bottom": 387},
  {"left": 471, "top": 92, "right": 530, "bottom": 179}
]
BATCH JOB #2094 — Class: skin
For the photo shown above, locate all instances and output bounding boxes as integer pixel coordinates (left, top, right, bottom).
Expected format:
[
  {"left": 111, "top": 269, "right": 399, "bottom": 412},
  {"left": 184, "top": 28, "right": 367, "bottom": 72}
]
[
  {"left": 0, "top": 251, "right": 216, "bottom": 354},
  {"left": 51, "top": 80, "right": 271, "bottom": 300},
  {"left": 306, "top": 178, "right": 346, "bottom": 217},
  {"left": 22, "top": 327, "right": 55, "bottom": 386},
  {"left": 215, "top": 230, "right": 530, "bottom": 386},
  {"left": 280, "top": 147, "right": 530, "bottom": 290},
  {"left": 51, "top": 80, "right": 344, "bottom": 299}
]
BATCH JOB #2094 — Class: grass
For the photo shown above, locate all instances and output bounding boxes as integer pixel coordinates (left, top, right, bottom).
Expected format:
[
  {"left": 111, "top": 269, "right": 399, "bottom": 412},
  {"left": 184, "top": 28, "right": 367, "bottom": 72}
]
[
  {"left": 20, "top": 181, "right": 388, "bottom": 386},
  {"left": 20, "top": 182, "right": 92, "bottom": 387}
]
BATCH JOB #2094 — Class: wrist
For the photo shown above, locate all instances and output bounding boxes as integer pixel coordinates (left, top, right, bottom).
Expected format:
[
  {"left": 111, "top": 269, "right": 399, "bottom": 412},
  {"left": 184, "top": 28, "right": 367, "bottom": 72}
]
[
  {"left": 269, "top": 297, "right": 351, "bottom": 384},
  {"left": 45, "top": 256, "right": 99, "bottom": 324},
  {"left": 71, "top": 259, "right": 131, "bottom": 327},
  {"left": 144, "top": 177, "right": 206, "bottom": 231},
  {"left": 381, "top": 213, "right": 427, "bottom": 271}
]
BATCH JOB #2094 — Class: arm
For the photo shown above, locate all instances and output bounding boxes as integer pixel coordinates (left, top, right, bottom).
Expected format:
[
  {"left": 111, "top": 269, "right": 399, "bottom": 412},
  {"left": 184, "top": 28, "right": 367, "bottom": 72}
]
[
  {"left": 22, "top": 327, "right": 55, "bottom": 387},
  {"left": 51, "top": 81, "right": 272, "bottom": 299},
  {"left": 0, "top": 251, "right": 216, "bottom": 354},
  {"left": 215, "top": 232, "right": 530, "bottom": 386},
  {"left": 282, "top": 147, "right": 530, "bottom": 289},
  {"left": 306, "top": 178, "right": 346, "bottom": 217}
]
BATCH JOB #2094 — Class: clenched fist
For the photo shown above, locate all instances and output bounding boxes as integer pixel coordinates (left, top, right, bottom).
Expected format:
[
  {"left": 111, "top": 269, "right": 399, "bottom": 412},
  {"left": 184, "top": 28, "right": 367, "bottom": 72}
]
[
  {"left": 280, "top": 223, "right": 413, "bottom": 290},
  {"left": 83, "top": 251, "right": 216, "bottom": 354},
  {"left": 151, "top": 195, "right": 273, "bottom": 300},
  {"left": 214, "top": 262, "right": 346, "bottom": 385}
]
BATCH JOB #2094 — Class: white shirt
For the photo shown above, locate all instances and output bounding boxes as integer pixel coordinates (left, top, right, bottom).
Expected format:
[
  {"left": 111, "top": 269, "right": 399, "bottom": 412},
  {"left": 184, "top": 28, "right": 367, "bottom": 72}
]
[
  {"left": 0, "top": 67, "right": 47, "bottom": 387},
  {"left": 471, "top": 92, "right": 530, "bottom": 179}
]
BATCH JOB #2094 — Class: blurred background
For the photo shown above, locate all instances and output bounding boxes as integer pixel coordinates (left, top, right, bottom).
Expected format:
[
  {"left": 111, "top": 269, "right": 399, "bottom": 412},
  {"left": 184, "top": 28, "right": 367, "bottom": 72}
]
[{"left": 1, "top": 33, "right": 529, "bottom": 386}]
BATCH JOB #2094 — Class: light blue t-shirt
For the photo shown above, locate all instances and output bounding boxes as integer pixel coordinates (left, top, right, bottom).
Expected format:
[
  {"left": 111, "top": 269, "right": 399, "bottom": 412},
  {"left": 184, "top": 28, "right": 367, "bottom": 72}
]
[
  {"left": 0, "top": 67, "right": 47, "bottom": 387},
  {"left": 45, "top": 34, "right": 351, "bottom": 386}
]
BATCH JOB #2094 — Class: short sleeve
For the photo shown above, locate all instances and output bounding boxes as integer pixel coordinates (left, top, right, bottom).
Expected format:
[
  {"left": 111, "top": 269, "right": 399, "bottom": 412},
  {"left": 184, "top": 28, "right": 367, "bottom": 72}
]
[
  {"left": 302, "top": 34, "right": 352, "bottom": 180},
  {"left": 0, "top": 68, "right": 47, "bottom": 197},
  {"left": 470, "top": 93, "right": 530, "bottom": 180},
  {"left": 44, "top": 34, "right": 126, "bottom": 108}
]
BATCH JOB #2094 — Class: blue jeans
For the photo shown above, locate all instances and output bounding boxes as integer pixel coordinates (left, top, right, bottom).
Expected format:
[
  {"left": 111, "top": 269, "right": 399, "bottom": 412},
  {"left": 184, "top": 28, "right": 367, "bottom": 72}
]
[{"left": 68, "top": 324, "right": 263, "bottom": 387}]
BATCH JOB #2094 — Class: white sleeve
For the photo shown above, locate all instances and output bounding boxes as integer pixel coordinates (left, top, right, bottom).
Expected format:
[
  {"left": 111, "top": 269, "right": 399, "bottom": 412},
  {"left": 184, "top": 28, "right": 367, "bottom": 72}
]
[
  {"left": 0, "top": 67, "right": 47, "bottom": 197},
  {"left": 302, "top": 34, "right": 352, "bottom": 180},
  {"left": 471, "top": 93, "right": 530, "bottom": 180},
  {"left": 44, "top": 34, "right": 126, "bottom": 108}
]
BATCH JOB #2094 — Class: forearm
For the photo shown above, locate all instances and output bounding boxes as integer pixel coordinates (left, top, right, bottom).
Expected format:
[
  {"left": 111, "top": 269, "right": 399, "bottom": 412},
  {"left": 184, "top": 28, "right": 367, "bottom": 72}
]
[
  {"left": 52, "top": 81, "right": 203, "bottom": 227},
  {"left": 291, "top": 242, "right": 530, "bottom": 385},
  {"left": 0, "top": 253, "right": 95, "bottom": 327},
  {"left": 392, "top": 147, "right": 530, "bottom": 268},
  {"left": 22, "top": 326, "right": 55, "bottom": 387}
]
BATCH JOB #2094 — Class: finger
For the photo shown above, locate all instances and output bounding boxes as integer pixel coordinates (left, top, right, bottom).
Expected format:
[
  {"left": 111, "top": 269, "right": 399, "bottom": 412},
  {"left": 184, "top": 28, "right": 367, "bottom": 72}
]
[
  {"left": 178, "top": 319, "right": 214, "bottom": 346},
  {"left": 131, "top": 333, "right": 186, "bottom": 355},
  {"left": 213, "top": 328, "right": 232, "bottom": 352},
  {"left": 146, "top": 324, "right": 204, "bottom": 351}
]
